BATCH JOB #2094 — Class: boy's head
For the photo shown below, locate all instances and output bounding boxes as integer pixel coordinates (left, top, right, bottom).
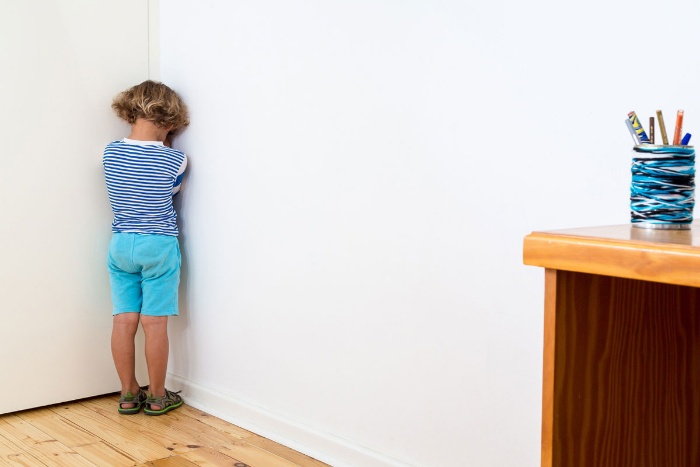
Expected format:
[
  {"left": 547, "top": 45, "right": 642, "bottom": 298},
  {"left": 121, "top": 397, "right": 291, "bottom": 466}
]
[{"left": 112, "top": 80, "right": 189, "bottom": 132}]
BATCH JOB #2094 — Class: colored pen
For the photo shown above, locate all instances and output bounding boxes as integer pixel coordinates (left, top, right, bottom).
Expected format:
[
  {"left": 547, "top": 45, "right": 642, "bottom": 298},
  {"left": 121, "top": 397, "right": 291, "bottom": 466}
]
[
  {"left": 628, "top": 111, "right": 650, "bottom": 143},
  {"left": 656, "top": 110, "right": 669, "bottom": 145},
  {"left": 673, "top": 109, "right": 684, "bottom": 145},
  {"left": 625, "top": 118, "right": 641, "bottom": 145},
  {"left": 649, "top": 116, "right": 655, "bottom": 144},
  {"left": 682, "top": 133, "right": 692, "bottom": 145}
]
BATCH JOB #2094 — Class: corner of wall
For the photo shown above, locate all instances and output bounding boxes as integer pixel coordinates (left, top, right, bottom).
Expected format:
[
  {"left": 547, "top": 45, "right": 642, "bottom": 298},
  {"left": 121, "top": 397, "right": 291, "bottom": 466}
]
[{"left": 148, "top": 0, "right": 160, "bottom": 81}]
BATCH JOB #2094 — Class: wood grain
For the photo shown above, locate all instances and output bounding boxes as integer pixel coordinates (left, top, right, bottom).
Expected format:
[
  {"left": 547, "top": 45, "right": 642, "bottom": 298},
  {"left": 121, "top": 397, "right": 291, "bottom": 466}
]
[
  {"left": 548, "top": 270, "right": 700, "bottom": 466},
  {"left": 48, "top": 402, "right": 173, "bottom": 463},
  {"left": 540, "top": 268, "right": 557, "bottom": 467},
  {"left": 0, "top": 394, "right": 329, "bottom": 467},
  {"left": 523, "top": 225, "right": 700, "bottom": 288},
  {"left": 245, "top": 434, "right": 330, "bottom": 467},
  {"left": 0, "top": 414, "right": 96, "bottom": 467}
]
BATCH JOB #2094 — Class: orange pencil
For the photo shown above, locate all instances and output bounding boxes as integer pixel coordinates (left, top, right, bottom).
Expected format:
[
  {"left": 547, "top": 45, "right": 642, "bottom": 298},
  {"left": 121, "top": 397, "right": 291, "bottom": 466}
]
[{"left": 673, "top": 110, "right": 684, "bottom": 145}]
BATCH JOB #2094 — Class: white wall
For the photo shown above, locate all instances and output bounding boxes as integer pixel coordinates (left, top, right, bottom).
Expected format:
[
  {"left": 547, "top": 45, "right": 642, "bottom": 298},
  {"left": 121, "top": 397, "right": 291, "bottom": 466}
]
[
  {"left": 0, "top": 0, "right": 150, "bottom": 414},
  {"left": 160, "top": 1, "right": 700, "bottom": 466}
]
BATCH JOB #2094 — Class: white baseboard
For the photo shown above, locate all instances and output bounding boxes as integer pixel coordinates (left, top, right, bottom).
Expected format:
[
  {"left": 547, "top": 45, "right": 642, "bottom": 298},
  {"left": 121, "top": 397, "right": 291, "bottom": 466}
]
[{"left": 166, "top": 373, "right": 412, "bottom": 467}]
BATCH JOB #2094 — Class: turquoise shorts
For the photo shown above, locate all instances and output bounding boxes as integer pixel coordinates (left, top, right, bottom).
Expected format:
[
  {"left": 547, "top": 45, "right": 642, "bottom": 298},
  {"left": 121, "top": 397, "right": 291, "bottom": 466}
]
[{"left": 107, "top": 233, "right": 181, "bottom": 316}]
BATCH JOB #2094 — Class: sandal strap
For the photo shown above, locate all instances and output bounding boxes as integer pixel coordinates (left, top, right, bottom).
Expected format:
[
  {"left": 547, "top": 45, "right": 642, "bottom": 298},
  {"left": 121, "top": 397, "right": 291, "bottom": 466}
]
[
  {"left": 146, "top": 389, "right": 182, "bottom": 408},
  {"left": 119, "top": 389, "right": 147, "bottom": 406}
]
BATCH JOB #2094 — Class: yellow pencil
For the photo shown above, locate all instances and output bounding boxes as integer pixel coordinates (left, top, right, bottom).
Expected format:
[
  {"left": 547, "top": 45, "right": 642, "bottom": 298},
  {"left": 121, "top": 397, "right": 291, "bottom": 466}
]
[{"left": 656, "top": 110, "right": 669, "bottom": 145}]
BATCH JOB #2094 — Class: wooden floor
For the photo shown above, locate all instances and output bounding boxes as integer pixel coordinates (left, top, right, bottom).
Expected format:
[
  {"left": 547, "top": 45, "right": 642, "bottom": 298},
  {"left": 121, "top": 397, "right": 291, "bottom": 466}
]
[{"left": 0, "top": 394, "right": 330, "bottom": 467}]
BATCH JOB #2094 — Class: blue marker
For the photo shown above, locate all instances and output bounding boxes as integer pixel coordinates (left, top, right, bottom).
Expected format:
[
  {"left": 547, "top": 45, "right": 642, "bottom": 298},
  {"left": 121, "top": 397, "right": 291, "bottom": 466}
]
[{"left": 681, "top": 133, "right": 692, "bottom": 145}]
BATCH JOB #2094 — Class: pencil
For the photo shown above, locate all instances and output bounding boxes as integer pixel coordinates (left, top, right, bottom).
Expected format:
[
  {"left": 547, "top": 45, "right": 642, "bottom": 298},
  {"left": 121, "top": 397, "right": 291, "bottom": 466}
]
[
  {"left": 673, "top": 110, "right": 684, "bottom": 145},
  {"left": 656, "top": 110, "right": 669, "bottom": 145},
  {"left": 628, "top": 111, "right": 650, "bottom": 143},
  {"left": 649, "top": 117, "right": 655, "bottom": 144},
  {"left": 626, "top": 119, "right": 641, "bottom": 145}
]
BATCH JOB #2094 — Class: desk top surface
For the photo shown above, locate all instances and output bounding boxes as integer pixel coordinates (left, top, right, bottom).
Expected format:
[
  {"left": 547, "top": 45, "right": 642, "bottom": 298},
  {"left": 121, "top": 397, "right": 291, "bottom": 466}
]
[{"left": 523, "top": 223, "right": 700, "bottom": 287}]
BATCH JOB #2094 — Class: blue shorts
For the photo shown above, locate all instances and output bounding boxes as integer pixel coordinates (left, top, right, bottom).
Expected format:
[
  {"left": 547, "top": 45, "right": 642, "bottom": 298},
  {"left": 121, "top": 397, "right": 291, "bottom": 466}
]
[{"left": 107, "top": 233, "right": 181, "bottom": 317}]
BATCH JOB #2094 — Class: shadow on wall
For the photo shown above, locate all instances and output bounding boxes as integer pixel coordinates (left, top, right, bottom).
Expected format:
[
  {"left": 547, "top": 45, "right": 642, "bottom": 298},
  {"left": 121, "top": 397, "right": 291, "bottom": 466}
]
[{"left": 171, "top": 153, "right": 193, "bottom": 382}]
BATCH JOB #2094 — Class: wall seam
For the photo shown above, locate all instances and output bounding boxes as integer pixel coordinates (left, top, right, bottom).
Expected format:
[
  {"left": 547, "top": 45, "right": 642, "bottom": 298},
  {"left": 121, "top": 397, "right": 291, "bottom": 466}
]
[{"left": 147, "top": 0, "right": 160, "bottom": 80}]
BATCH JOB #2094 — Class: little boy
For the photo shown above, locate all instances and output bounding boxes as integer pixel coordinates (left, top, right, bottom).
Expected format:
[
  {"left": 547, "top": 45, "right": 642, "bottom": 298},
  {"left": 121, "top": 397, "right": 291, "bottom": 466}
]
[{"left": 103, "top": 80, "right": 189, "bottom": 415}]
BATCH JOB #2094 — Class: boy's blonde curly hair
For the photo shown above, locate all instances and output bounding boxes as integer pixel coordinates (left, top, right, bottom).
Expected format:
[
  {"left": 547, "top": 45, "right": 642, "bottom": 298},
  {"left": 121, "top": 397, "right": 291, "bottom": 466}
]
[{"left": 112, "top": 80, "right": 190, "bottom": 131}]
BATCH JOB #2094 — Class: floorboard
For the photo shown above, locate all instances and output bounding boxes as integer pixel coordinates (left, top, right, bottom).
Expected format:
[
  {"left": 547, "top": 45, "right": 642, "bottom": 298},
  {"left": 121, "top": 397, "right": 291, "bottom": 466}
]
[{"left": 0, "top": 394, "right": 330, "bottom": 467}]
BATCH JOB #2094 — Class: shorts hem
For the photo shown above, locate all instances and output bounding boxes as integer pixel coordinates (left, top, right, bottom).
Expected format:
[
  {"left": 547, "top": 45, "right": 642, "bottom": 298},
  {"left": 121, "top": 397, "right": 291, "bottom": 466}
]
[
  {"left": 141, "top": 310, "right": 179, "bottom": 317},
  {"left": 112, "top": 309, "right": 179, "bottom": 317},
  {"left": 112, "top": 309, "right": 140, "bottom": 316}
]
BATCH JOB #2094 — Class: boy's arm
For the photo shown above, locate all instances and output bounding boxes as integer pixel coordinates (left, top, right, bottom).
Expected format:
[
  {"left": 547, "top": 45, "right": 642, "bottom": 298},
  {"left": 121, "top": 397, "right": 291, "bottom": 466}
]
[{"left": 172, "top": 155, "right": 187, "bottom": 195}]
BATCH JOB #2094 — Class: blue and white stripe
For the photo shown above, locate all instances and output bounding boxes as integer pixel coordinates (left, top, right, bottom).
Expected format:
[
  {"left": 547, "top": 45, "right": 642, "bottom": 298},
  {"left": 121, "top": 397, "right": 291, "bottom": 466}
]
[{"left": 103, "top": 139, "right": 187, "bottom": 236}]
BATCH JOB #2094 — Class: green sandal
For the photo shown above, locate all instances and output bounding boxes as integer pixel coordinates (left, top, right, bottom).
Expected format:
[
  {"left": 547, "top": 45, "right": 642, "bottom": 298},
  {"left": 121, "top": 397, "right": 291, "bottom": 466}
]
[
  {"left": 144, "top": 389, "right": 183, "bottom": 416},
  {"left": 118, "top": 389, "right": 147, "bottom": 415}
]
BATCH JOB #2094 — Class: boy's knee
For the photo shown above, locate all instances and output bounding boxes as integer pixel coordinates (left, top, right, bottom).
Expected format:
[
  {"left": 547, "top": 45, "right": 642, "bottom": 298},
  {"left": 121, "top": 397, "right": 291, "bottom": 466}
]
[
  {"left": 113, "top": 312, "right": 140, "bottom": 325},
  {"left": 140, "top": 314, "right": 168, "bottom": 329}
]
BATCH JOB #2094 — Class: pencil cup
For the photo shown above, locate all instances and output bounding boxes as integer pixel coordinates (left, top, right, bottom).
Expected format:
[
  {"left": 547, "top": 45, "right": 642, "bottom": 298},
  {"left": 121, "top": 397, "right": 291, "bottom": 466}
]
[{"left": 631, "top": 145, "right": 695, "bottom": 229}]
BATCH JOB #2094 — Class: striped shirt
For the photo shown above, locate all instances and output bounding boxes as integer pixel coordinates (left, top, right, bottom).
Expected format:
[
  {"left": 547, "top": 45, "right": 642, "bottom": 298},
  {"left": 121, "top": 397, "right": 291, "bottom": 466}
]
[{"left": 103, "top": 138, "right": 187, "bottom": 236}]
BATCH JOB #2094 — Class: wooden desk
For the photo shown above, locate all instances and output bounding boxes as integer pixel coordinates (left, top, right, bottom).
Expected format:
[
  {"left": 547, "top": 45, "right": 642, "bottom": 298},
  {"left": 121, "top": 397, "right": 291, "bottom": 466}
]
[{"left": 523, "top": 225, "right": 700, "bottom": 467}]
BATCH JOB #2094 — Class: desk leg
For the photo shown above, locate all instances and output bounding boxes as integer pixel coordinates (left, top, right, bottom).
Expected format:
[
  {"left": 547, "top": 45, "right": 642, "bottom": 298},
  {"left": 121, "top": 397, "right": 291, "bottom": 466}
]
[
  {"left": 541, "top": 268, "right": 557, "bottom": 467},
  {"left": 544, "top": 270, "right": 700, "bottom": 466}
]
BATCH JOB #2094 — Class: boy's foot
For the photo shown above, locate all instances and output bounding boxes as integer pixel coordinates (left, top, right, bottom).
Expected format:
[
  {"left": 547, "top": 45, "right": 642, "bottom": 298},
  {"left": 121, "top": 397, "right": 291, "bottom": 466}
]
[
  {"left": 144, "top": 389, "right": 183, "bottom": 416},
  {"left": 118, "top": 389, "right": 147, "bottom": 414}
]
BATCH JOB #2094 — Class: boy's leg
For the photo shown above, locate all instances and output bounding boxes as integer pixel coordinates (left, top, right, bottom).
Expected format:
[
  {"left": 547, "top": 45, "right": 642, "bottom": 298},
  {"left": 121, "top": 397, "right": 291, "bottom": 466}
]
[
  {"left": 141, "top": 314, "right": 169, "bottom": 410},
  {"left": 111, "top": 312, "right": 142, "bottom": 407}
]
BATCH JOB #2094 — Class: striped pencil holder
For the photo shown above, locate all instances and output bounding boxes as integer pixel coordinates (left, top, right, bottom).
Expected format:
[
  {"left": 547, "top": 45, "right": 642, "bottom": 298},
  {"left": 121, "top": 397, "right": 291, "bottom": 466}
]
[{"left": 631, "top": 145, "right": 695, "bottom": 229}]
